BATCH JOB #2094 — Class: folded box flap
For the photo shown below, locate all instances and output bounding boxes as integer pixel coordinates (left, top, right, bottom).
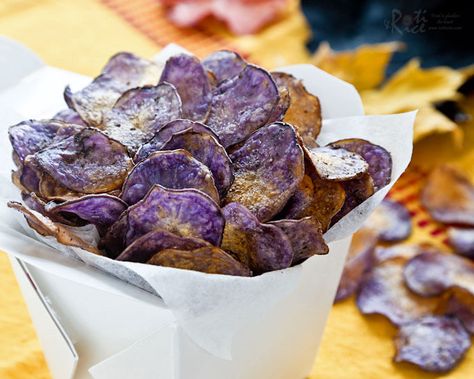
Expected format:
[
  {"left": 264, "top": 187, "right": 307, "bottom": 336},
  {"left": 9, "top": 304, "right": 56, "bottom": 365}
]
[{"left": 9, "top": 257, "right": 78, "bottom": 379}]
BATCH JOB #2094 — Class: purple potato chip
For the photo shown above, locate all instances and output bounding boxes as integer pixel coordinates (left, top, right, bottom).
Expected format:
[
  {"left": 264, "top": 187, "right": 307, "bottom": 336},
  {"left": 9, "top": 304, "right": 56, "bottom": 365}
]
[
  {"left": 34, "top": 128, "right": 133, "bottom": 193},
  {"left": 421, "top": 166, "right": 474, "bottom": 226},
  {"left": 364, "top": 199, "right": 412, "bottom": 242},
  {"left": 53, "top": 109, "right": 87, "bottom": 126},
  {"left": 202, "top": 50, "right": 247, "bottom": 83},
  {"left": 125, "top": 185, "right": 224, "bottom": 246},
  {"left": 102, "top": 83, "right": 182, "bottom": 152},
  {"left": 335, "top": 228, "right": 378, "bottom": 302},
  {"left": 448, "top": 227, "right": 474, "bottom": 259},
  {"left": 206, "top": 64, "right": 279, "bottom": 147},
  {"left": 404, "top": 251, "right": 474, "bottom": 297},
  {"left": 267, "top": 86, "right": 290, "bottom": 124},
  {"left": 121, "top": 150, "right": 219, "bottom": 205},
  {"left": 8, "top": 201, "right": 101, "bottom": 255},
  {"left": 439, "top": 290, "right": 474, "bottom": 334},
  {"left": 331, "top": 173, "right": 375, "bottom": 225},
  {"left": 356, "top": 258, "right": 439, "bottom": 325},
  {"left": 329, "top": 138, "right": 392, "bottom": 191},
  {"left": 21, "top": 192, "right": 46, "bottom": 214},
  {"left": 221, "top": 202, "right": 293, "bottom": 273},
  {"left": 8, "top": 120, "right": 82, "bottom": 163},
  {"left": 148, "top": 246, "right": 251, "bottom": 276},
  {"left": 134, "top": 119, "right": 219, "bottom": 162},
  {"left": 160, "top": 54, "right": 211, "bottom": 121},
  {"left": 99, "top": 213, "right": 128, "bottom": 258},
  {"left": 271, "top": 72, "right": 321, "bottom": 147},
  {"left": 64, "top": 52, "right": 160, "bottom": 126},
  {"left": 226, "top": 122, "right": 304, "bottom": 222},
  {"left": 45, "top": 194, "right": 127, "bottom": 230},
  {"left": 269, "top": 217, "right": 328, "bottom": 265},
  {"left": 394, "top": 316, "right": 471, "bottom": 372},
  {"left": 308, "top": 146, "right": 369, "bottom": 181},
  {"left": 161, "top": 130, "right": 233, "bottom": 197},
  {"left": 116, "top": 228, "right": 210, "bottom": 263},
  {"left": 12, "top": 164, "right": 40, "bottom": 193}
]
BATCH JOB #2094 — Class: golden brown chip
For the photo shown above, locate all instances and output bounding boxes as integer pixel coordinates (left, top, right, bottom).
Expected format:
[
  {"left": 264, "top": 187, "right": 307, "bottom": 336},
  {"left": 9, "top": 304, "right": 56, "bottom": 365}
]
[
  {"left": 271, "top": 72, "right": 322, "bottom": 147},
  {"left": 422, "top": 165, "right": 474, "bottom": 226},
  {"left": 147, "top": 246, "right": 251, "bottom": 276},
  {"left": 404, "top": 251, "right": 474, "bottom": 297},
  {"left": 7, "top": 201, "right": 101, "bottom": 255}
]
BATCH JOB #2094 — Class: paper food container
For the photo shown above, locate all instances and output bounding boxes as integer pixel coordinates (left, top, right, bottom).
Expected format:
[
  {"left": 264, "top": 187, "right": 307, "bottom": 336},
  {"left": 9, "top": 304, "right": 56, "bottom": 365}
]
[{"left": 0, "top": 37, "right": 415, "bottom": 379}]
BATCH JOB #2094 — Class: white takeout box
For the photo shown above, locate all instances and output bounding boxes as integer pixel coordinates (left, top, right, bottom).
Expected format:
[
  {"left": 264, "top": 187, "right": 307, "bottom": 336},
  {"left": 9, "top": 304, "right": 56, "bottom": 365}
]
[{"left": 0, "top": 37, "right": 414, "bottom": 379}]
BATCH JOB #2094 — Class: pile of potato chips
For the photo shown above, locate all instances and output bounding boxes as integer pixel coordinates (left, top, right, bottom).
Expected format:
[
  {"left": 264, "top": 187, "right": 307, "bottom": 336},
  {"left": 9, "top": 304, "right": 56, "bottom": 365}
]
[{"left": 8, "top": 50, "right": 393, "bottom": 276}]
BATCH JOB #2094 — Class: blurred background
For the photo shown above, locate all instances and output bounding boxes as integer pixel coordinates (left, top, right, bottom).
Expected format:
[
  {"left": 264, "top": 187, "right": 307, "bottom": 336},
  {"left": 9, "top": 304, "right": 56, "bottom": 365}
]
[{"left": 303, "top": 0, "right": 473, "bottom": 73}]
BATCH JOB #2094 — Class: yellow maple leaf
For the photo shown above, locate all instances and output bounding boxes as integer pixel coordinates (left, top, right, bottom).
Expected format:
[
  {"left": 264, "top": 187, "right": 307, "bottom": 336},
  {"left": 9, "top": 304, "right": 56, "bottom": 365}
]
[
  {"left": 361, "top": 59, "right": 465, "bottom": 142},
  {"left": 362, "top": 59, "right": 464, "bottom": 114},
  {"left": 312, "top": 41, "right": 404, "bottom": 90}
]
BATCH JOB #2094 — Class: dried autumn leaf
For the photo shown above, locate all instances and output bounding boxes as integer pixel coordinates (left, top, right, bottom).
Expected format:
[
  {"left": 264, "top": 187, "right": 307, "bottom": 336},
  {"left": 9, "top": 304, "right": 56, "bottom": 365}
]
[
  {"left": 312, "top": 41, "right": 404, "bottom": 90},
  {"left": 361, "top": 59, "right": 464, "bottom": 142}
]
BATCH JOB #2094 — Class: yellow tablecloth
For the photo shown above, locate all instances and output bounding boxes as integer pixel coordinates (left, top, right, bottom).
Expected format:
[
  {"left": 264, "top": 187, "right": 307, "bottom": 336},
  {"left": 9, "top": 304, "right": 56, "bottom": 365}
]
[{"left": 0, "top": 1, "right": 472, "bottom": 378}]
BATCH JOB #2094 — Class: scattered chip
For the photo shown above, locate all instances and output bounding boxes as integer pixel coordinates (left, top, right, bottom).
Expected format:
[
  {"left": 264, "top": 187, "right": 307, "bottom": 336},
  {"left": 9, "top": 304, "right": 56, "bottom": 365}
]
[
  {"left": 363, "top": 199, "right": 412, "bottom": 242},
  {"left": 53, "top": 109, "right": 87, "bottom": 126},
  {"left": 134, "top": 119, "right": 219, "bottom": 162},
  {"left": 272, "top": 72, "right": 322, "bottom": 147},
  {"left": 34, "top": 128, "right": 133, "bottom": 194},
  {"left": 270, "top": 217, "right": 328, "bottom": 264},
  {"left": 7, "top": 201, "right": 101, "bottom": 255},
  {"left": 329, "top": 138, "right": 392, "bottom": 191},
  {"left": 221, "top": 202, "right": 293, "bottom": 273},
  {"left": 103, "top": 83, "right": 182, "bottom": 152},
  {"left": 422, "top": 165, "right": 474, "bottom": 226},
  {"left": 161, "top": 130, "right": 233, "bottom": 198},
  {"left": 12, "top": 163, "right": 40, "bottom": 193},
  {"left": 125, "top": 185, "right": 224, "bottom": 246},
  {"left": 374, "top": 243, "right": 436, "bottom": 264},
  {"left": 202, "top": 50, "right": 247, "bottom": 84},
  {"left": 206, "top": 64, "right": 279, "bottom": 147},
  {"left": 357, "top": 258, "right": 439, "bottom": 325},
  {"left": 332, "top": 173, "right": 375, "bottom": 224},
  {"left": 148, "top": 246, "right": 251, "bottom": 276},
  {"left": 116, "top": 228, "right": 210, "bottom": 263},
  {"left": 9, "top": 120, "right": 82, "bottom": 163},
  {"left": 64, "top": 52, "right": 160, "bottom": 126},
  {"left": 448, "top": 227, "right": 474, "bottom": 259},
  {"left": 120, "top": 150, "right": 219, "bottom": 205},
  {"left": 335, "top": 228, "right": 378, "bottom": 302},
  {"left": 45, "top": 194, "right": 127, "bottom": 231},
  {"left": 439, "top": 290, "right": 474, "bottom": 334},
  {"left": 308, "top": 146, "right": 369, "bottom": 181},
  {"left": 225, "top": 122, "right": 304, "bottom": 222},
  {"left": 160, "top": 54, "right": 211, "bottom": 121},
  {"left": 404, "top": 251, "right": 474, "bottom": 297},
  {"left": 394, "top": 316, "right": 471, "bottom": 372}
]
